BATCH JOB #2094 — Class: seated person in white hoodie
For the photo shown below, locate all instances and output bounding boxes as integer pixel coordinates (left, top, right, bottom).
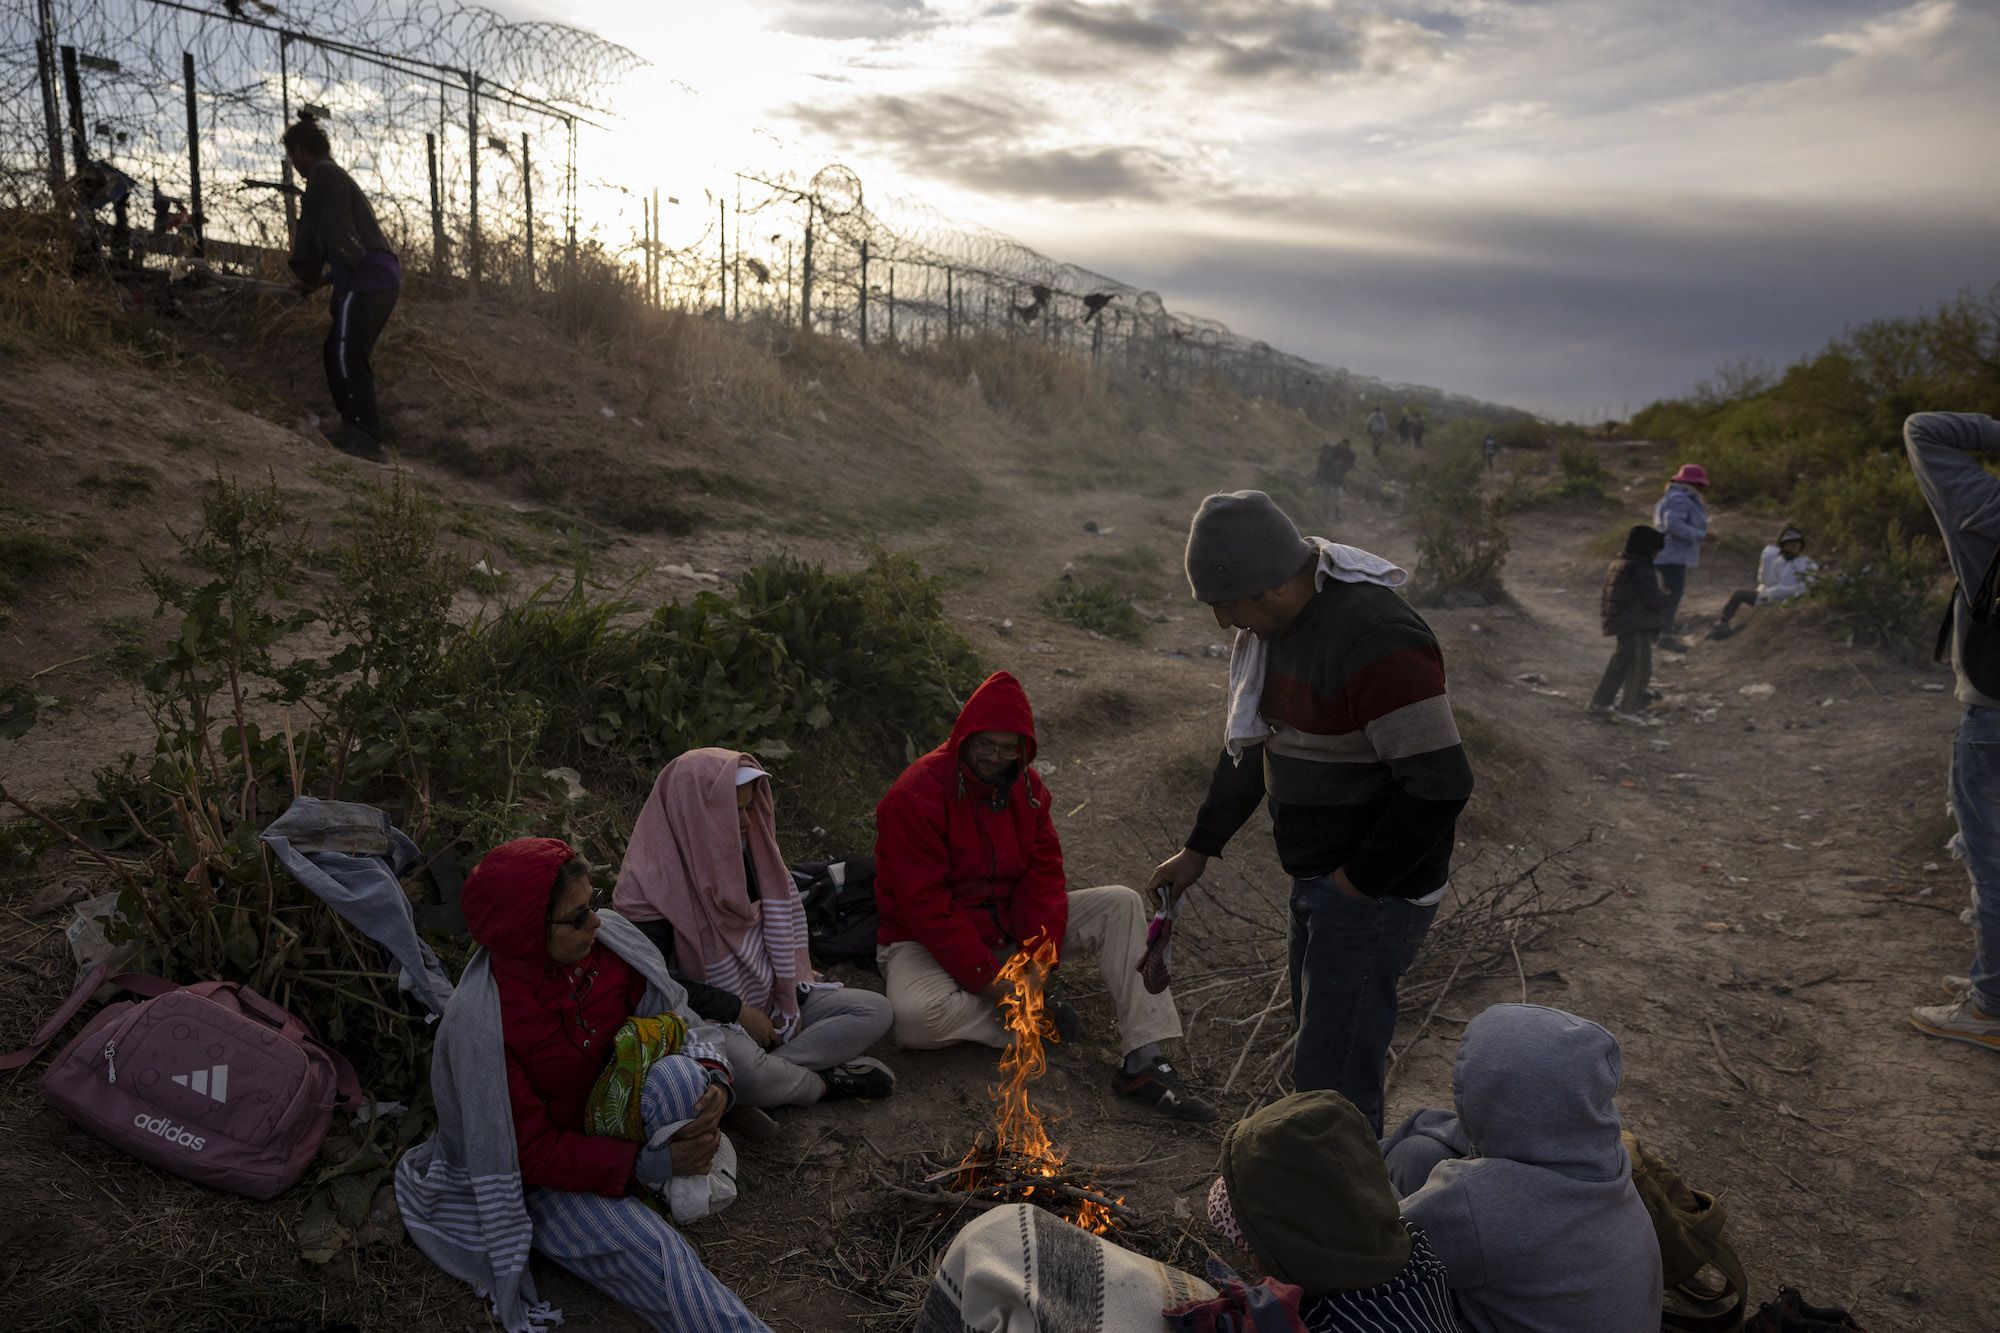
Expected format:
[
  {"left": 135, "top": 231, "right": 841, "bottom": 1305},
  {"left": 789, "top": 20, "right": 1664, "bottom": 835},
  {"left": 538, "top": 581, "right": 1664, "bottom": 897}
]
[
  {"left": 1708, "top": 526, "right": 1818, "bottom": 639},
  {"left": 1380, "top": 1003, "right": 1662, "bottom": 1333}
]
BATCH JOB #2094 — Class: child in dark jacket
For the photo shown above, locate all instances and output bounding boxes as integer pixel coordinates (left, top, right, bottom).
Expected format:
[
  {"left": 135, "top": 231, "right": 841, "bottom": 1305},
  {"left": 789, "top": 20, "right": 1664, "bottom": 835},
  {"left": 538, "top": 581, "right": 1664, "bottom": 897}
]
[{"left": 1591, "top": 526, "right": 1668, "bottom": 720}]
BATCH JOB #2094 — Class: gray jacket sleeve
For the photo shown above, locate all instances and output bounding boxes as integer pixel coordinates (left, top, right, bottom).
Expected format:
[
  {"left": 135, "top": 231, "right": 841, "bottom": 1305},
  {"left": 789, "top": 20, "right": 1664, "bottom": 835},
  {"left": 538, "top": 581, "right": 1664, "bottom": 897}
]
[{"left": 1905, "top": 412, "right": 2000, "bottom": 591}]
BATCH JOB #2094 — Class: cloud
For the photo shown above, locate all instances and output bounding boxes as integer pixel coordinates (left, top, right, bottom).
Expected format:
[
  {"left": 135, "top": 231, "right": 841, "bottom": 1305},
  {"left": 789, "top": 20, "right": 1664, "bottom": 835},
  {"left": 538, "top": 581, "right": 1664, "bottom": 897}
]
[
  {"left": 1813, "top": 0, "right": 1956, "bottom": 57},
  {"left": 785, "top": 90, "right": 1187, "bottom": 200},
  {"left": 758, "top": 0, "right": 937, "bottom": 41},
  {"left": 1021, "top": 0, "right": 1441, "bottom": 82},
  {"left": 1461, "top": 99, "right": 1551, "bottom": 131}
]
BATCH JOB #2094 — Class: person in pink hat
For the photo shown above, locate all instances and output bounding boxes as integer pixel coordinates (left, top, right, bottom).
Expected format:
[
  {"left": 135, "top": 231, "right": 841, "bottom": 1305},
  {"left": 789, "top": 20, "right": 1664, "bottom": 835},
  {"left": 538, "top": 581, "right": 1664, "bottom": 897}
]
[{"left": 1652, "top": 463, "right": 1714, "bottom": 650}]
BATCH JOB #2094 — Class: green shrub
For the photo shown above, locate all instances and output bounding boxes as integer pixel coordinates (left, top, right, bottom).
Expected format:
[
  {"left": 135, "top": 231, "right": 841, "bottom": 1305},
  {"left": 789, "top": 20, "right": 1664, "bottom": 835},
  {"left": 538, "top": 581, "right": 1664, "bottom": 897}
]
[
  {"left": 1409, "top": 447, "right": 1509, "bottom": 603},
  {"left": 1544, "top": 442, "right": 1611, "bottom": 501},
  {"left": 1807, "top": 524, "right": 1946, "bottom": 657},
  {"left": 1045, "top": 577, "right": 1146, "bottom": 642}
]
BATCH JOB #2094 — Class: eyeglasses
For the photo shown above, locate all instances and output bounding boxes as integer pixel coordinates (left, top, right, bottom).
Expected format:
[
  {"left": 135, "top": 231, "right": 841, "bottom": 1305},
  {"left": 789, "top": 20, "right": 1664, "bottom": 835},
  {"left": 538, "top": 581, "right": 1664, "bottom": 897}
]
[
  {"left": 965, "top": 737, "right": 1021, "bottom": 761},
  {"left": 548, "top": 890, "right": 603, "bottom": 932}
]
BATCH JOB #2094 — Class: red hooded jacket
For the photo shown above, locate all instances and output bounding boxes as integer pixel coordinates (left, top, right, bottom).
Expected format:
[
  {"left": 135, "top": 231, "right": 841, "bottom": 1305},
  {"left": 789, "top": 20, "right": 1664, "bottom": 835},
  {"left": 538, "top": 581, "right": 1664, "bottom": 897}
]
[
  {"left": 461, "top": 837, "right": 648, "bottom": 1198},
  {"left": 873, "top": 671, "right": 1069, "bottom": 993}
]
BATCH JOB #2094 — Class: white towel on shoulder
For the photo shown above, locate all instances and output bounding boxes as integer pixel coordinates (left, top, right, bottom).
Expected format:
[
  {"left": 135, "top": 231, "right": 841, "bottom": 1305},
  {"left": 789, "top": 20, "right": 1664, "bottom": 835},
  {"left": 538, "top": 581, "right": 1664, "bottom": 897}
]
[{"left": 1224, "top": 537, "right": 1408, "bottom": 761}]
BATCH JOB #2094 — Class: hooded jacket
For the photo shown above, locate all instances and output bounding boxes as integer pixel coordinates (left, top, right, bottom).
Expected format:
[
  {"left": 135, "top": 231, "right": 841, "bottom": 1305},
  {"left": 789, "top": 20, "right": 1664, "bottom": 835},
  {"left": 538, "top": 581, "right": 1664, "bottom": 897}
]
[
  {"left": 1652, "top": 484, "right": 1708, "bottom": 567},
  {"left": 1388, "top": 1004, "right": 1662, "bottom": 1333},
  {"left": 463, "top": 837, "right": 656, "bottom": 1198},
  {"left": 1601, "top": 526, "right": 1668, "bottom": 636},
  {"left": 873, "top": 671, "right": 1068, "bottom": 994}
]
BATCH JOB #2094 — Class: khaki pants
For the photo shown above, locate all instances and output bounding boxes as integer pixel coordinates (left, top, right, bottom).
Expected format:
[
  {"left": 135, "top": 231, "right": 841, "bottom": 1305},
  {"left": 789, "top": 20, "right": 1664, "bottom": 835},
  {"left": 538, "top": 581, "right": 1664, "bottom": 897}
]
[{"left": 877, "top": 884, "right": 1182, "bottom": 1056}]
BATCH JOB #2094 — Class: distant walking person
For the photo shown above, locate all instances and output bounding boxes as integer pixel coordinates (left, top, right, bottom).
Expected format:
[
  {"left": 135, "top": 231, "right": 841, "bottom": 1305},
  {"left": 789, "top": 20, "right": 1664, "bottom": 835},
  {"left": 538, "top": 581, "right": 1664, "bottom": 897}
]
[
  {"left": 1313, "top": 438, "right": 1356, "bottom": 522},
  {"left": 1905, "top": 411, "right": 2000, "bottom": 1054},
  {"left": 1396, "top": 411, "right": 1414, "bottom": 446},
  {"left": 1707, "top": 526, "right": 1818, "bottom": 640},
  {"left": 1482, "top": 433, "right": 1499, "bottom": 470},
  {"left": 1409, "top": 411, "right": 1426, "bottom": 450},
  {"left": 1365, "top": 407, "right": 1388, "bottom": 457},
  {"left": 1652, "top": 463, "right": 1712, "bottom": 650},
  {"left": 285, "top": 112, "right": 400, "bottom": 463},
  {"left": 1590, "top": 526, "right": 1667, "bottom": 723}
]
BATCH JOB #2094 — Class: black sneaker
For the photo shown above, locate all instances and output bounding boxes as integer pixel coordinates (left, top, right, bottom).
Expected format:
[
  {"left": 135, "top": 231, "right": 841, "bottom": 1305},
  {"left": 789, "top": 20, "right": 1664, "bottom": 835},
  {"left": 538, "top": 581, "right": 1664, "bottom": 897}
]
[
  {"left": 1113, "top": 1057, "right": 1216, "bottom": 1122},
  {"left": 820, "top": 1057, "right": 896, "bottom": 1102},
  {"left": 333, "top": 422, "right": 389, "bottom": 464},
  {"left": 1047, "top": 998, "right": 1083, "bottom": 1043}
]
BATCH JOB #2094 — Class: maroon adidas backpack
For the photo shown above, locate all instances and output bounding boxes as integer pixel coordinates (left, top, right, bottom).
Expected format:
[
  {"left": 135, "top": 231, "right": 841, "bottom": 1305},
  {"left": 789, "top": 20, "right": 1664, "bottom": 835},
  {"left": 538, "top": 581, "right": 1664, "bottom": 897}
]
[{"left": 1, "top": 965, "right": 364, "bottom": 1200}]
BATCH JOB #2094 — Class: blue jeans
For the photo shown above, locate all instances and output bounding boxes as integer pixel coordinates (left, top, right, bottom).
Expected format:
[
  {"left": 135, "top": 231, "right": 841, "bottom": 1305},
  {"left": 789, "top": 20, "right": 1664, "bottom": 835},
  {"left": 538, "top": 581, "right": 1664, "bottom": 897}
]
[
  {"left": 1657, "top": 562, "right": 1690, "bottom": 632},
  {"left": 1950, "top": 705, "right": 2000, "bottom": 1013},
  {"left": 1289, "top": 876, "right": 1438, "bottom": 1135}
]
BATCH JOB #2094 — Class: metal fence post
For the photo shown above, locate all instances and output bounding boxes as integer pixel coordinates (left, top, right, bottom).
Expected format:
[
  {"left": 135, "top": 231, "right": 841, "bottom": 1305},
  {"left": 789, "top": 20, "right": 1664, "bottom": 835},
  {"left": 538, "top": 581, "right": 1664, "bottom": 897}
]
[
  {"left": 59, "top": 45, "right": 86, "bottom": 171},
  {"left": 34, "top": 0, "right": 64, "bottom": 197},
  {"left": 520, "top": 131, "right": 533, "bottom": 293},
  {"left": 425, "top": 131, "right": 444, "bottom": 277},
  {"left": 858, "top": 239, "right": 869, "bottom": 348},
  {"left": 466, "top": 72, "right": 481, "bottom": 290},
  {"left": 887, "top": 264, "right": 895, "bottom": 343},
  {"left": 718, "top": 198, "right": 726, "bottom": 316},
  {"left": 182, "top": 52, "right": 204, "bottom": 255},
  {"left": 277, "top": 33, "right": 296, "bottom": 233},
  {"left": 799, "top": 201, "right": 814, "bottom": 331}
]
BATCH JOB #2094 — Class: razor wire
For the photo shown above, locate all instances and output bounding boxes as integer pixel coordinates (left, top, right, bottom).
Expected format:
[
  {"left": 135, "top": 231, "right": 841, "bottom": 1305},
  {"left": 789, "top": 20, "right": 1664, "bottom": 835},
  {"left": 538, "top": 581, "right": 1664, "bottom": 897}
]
[{"left": 1, "top": 0, "right": 1483, "bottom": 414}]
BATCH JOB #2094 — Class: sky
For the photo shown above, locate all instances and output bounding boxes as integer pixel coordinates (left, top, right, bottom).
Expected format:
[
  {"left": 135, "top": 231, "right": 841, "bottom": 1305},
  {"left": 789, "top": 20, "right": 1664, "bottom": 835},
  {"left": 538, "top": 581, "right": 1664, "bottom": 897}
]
[{"left": 512, "top": 0, "right": 2000, "bottom": 419}]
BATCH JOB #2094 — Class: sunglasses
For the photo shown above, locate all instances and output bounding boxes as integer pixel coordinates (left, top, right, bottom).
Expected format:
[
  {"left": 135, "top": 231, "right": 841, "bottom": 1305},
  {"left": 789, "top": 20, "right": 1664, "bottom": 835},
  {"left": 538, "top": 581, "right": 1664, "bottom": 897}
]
[{"left": 548, "top": 889, "right": 603, "bottom": 932}]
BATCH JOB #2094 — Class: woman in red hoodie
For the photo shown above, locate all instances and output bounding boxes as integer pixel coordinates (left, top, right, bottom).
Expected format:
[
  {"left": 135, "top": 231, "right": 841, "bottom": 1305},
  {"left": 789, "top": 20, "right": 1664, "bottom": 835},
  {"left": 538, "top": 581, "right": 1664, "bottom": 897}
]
[{"left": 460, "top": 837, "right": 769, "bottom": 1332}]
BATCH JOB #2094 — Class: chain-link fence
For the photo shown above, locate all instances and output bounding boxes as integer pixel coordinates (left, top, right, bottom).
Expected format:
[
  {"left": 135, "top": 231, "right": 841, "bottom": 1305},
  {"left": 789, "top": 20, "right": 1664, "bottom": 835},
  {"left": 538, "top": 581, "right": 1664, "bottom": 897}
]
[{"left": 3, "top": 0, "right": 1481, "bottom": 415}]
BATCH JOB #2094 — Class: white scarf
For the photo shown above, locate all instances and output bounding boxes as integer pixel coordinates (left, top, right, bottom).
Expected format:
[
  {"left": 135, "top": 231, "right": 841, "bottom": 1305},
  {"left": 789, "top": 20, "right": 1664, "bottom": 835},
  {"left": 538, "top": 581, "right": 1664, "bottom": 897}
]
[{"left": 1224, "top": 537, "right": 1409, "bottom": 761}]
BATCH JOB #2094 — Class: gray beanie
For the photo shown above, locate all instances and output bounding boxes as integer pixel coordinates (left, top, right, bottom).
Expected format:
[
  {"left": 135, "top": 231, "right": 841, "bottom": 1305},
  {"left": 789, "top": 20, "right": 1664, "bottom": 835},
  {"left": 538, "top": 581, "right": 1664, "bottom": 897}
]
[{"left": 1185, "top": 490, "right": 1314, "bottom": 604}]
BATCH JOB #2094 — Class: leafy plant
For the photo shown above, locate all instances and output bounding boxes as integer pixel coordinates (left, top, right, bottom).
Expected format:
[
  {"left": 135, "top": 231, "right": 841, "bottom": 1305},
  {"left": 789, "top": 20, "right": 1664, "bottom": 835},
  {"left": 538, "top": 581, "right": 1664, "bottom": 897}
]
[
  {"left": 1409, "top": 447, "right": 1510, "bottom": 603},
  {"left": 1044, "top": 577, "right": 1146, "bottom": 642}
]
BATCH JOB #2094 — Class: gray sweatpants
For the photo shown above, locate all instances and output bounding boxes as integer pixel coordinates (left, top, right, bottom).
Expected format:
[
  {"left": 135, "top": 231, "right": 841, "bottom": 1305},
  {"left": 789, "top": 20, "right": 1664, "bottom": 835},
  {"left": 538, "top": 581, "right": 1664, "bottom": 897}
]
[{"left": 717, "top": 985, "right": 893, "bottom": 1107}]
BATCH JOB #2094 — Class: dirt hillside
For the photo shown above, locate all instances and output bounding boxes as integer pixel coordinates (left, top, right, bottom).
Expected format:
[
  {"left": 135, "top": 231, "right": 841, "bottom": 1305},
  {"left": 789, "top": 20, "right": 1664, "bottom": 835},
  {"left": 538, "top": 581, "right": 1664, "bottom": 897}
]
[{"left": 1, "top": 290, "right": 1991, "bottom": 1333}]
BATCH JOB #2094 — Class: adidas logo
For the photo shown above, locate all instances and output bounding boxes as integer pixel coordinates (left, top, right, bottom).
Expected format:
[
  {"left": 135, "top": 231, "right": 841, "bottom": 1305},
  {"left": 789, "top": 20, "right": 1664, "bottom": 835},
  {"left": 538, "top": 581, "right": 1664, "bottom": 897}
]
[
  {"left": 132, "top": 1113, "right": 206, "bottom": 1151},
  {"left": 172, "top": 1064, "right": 231, "bottom": 1103}
]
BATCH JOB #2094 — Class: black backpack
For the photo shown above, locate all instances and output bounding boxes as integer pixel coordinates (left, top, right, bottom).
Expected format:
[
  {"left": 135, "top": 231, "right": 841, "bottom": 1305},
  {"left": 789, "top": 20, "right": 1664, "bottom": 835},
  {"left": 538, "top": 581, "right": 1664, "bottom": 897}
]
[
  {"left": 790, "top": 857, "right": 881, "bottom": 973},
  {"left": 1933, "top": 545, "right": 2000, "bottom": 696}
]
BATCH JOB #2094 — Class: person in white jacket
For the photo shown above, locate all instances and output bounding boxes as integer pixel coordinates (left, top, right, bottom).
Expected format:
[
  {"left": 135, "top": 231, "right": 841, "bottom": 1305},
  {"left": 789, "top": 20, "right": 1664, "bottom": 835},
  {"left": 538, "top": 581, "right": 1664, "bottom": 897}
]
[{"left": 1707, "top": 526, "right": 1818, "bottom": 639}]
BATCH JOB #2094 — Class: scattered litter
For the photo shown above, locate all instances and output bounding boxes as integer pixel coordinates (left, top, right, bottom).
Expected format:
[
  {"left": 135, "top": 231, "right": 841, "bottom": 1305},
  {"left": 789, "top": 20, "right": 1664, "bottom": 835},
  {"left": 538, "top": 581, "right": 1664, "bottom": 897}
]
[
  {"left": 1468, "top": 622, "right": 1487, "bottom": 633},
  {"left": 993, "top": 618, "right": 1014, "bottom": 636},
  {"left": 352, "top": 1100, "right": 408, "bottom": 1124},
  {"left": 1921, "top": 683, "right": 1946, "bottom": 692},
  {"left": 1029, "top": 641, "right": 1057, "bottom": 655},
  {"left": 1066, "top": 800, "right": 1089, "bottom": 818},
  {"left": 1738, "top": 683, "right": 1776, "bottom": 700},
  {"left": 1820, "top": 697, "right": 1836, "bottom": 707},
  {"left": 1203, "top": 643, "right": 1230, "bottom": 659},
  {"left": 1922, "top": 861, "right": 1940, "bottom": 872},
  {"left": 1701, "top": 921, "right": 1742, "bottom": 934},
  {"left": 1515, "top": 672, "right": 1547, "bottom": 685},
  {"left": 598, "top": 405, "right": 616, "bottom": 418},
  {"left": 1781, "top": 842, "right": 1803, "bottom": 851},
  {"left": 1648, "top": 739, "right": 1672, "bottom": 752},
  {"left": 659, "top": 562, "right": 720, "bottom": 582},
  {"left": 1669, "top": 771, "right": 1700, "bottom": 780},
  {"left": 543, "top": 767, "right": 586, "bottom": 802},
  {"left": 1054, "top": 665, "right": 1079, "bottom": 676}
]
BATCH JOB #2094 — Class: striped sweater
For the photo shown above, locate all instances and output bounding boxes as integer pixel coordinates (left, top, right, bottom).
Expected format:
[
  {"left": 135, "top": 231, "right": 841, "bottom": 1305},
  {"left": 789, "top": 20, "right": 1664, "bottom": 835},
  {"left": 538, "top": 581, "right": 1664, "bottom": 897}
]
[
  {"left": 1188, "top": 579, "right": 1473, "bottom": 898},
  {"left": 1303, "top": 1226, "right": 1459, "bottom": 1333}
]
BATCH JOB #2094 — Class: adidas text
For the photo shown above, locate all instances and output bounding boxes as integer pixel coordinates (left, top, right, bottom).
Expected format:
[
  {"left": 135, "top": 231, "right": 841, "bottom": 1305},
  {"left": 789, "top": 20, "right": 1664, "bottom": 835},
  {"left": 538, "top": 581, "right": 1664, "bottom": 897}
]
[{"left": 133, "top": 1113, "right": 207, "bottom": 1152}]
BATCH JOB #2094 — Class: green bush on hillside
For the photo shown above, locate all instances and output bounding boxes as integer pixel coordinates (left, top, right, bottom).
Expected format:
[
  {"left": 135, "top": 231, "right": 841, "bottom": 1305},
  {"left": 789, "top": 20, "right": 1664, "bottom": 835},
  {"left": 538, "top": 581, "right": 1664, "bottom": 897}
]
[
  {"left": 1045, "top": 577, "right": 1146, "bottom": 642},
  {"left": 1409, "top": 446, "right": 1509, "bottom": 602}
]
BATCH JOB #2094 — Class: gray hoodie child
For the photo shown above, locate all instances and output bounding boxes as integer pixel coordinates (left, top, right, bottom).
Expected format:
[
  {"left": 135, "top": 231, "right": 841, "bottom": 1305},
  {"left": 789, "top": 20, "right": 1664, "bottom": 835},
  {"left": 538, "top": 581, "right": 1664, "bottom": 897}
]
[{"left": 1380, "top": 1004, "right": 1662, "bottom": 1333}]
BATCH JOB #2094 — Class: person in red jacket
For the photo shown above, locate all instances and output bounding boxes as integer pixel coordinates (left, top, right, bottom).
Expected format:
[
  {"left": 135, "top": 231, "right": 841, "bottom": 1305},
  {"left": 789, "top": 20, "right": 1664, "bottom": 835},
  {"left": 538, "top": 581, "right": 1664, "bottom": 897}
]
[
  {"left": 874, "top": 671, "right": 1215, "bottom": 1120},
  {"left": 461, "top": 838, "right": 769, "bottom": 1331}
]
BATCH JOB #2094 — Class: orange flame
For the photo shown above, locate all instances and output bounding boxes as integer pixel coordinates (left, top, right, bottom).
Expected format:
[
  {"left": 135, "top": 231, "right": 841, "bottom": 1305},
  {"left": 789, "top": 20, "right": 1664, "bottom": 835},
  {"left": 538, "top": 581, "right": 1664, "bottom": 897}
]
[{"left": 955, "top": 934, "right": 1122, "bottom": 1234}]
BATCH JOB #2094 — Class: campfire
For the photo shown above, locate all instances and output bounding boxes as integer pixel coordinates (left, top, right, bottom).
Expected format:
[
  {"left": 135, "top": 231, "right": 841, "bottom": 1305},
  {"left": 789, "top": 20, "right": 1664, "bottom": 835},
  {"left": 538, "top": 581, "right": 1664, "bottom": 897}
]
[{"left": 942, "top": 936, "right": 1125, "bottom": 1234}]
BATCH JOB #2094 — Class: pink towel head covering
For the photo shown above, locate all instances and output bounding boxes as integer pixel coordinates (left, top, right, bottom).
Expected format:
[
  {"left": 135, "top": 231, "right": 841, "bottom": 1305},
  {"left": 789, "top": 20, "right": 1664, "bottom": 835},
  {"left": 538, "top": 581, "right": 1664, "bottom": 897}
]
[{"left": 612, "top": 748, "right": 812, "bottom": 1025}]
